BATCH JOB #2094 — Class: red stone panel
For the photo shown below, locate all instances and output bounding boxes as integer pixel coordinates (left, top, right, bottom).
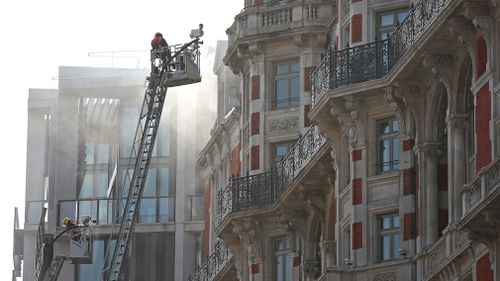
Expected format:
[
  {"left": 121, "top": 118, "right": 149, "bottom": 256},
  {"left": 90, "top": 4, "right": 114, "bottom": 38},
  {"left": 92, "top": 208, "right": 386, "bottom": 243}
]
[
  {"left": 254, "top": 0, "right": 263, "bottom": 6},
  {"left": 251, "top": 145, "right": 260, "bottom": 171},
  {"left": 403, "top": 213, "right": 416, "bottom": 240},
  {"left": 415, "top": 156, "right": 420, "bottom": 236},
  {"left": 251, "top": 263, "right": 260, "bottom": 274},
  {"left": 402, "top": 139, "right": 414, "bottom": 151},
  {"left": 231, "top": 143, "right": 241, "bottom": 177},
  {"left": 476, "top": 84, "right": 492, "bottom": 172},
  {"left": 304, "top": 104, "right": 311, "bottom": 127},
  {"left": 403, "top": 168, "right": 416, "bottom": 196},
  {"left": 352, "top": 149, "right": 362, "bottom": 161},
  {"left": 251, "top": 75, "right": 260, "bottom": 100},
  {"left": 438, "top": 209, "right": 448, "bottom": 234},
  {"left": 293, "top": 256, "right": 301, "bottom": 267},
  {"left": 438, "top": 164, "right": 448, "bottom": 191},
  {"left": 476, "top": 35, "right": 488, "bottom": 78},
  {"left": 352, "top": 222, "right": 362, "bottom": 249},
  {"left": 351, "top": 14, "right": 363, "bottom": 43},
  {"left": 476, "top": 253, "right": 493, "bottom": 281},
  {"left": 304, "top": 66, "right": 315, "bottom": 92},
  {"left": 352, "top": 178, "right": 362, "bottom": 205},
  {"left": 251, "top": 112, "right": 260, "bottom": 135}
]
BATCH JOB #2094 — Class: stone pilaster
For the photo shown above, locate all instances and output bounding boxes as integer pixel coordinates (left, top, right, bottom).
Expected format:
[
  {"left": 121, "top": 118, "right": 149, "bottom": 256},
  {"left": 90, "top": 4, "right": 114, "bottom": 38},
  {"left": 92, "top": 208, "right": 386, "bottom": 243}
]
[
  {"left": 447, "top": 114, "right": 468, "bottom": 224},
  {"left": 422, "top": 143, "right": 442, "bottom": 246},
  {"left": 247, "top": 43, "right": 265, "bottom": 175},
  {"left": 294, "top": 34, "right": 326, "bottom": 134}
]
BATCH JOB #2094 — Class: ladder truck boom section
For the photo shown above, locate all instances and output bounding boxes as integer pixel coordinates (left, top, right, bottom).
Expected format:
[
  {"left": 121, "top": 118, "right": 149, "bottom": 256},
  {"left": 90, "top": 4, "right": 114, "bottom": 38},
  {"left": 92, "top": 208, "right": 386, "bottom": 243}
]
[
  {"left": 34, "top": 25, "right": 204, "bottom": 281},
  {"left": 106, "top": 29, "right": 204, "bottom": 281}
]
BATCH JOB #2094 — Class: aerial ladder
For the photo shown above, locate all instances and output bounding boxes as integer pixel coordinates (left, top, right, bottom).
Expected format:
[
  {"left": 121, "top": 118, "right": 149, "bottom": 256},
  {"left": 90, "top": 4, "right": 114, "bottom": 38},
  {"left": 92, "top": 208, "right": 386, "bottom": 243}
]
[
  {"left": 104, "top": 26, "right": 204, "bottom": 281},
  {"left": 36, "top": 25, "right": 204, "bottom": 281}
]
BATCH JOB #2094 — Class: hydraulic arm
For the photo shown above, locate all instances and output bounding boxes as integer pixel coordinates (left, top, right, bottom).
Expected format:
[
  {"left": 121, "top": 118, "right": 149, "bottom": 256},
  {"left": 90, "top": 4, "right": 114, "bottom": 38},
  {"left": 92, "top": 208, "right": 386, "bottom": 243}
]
[{"left": 105, "top": 33, "right": 203, "bottom": 281}]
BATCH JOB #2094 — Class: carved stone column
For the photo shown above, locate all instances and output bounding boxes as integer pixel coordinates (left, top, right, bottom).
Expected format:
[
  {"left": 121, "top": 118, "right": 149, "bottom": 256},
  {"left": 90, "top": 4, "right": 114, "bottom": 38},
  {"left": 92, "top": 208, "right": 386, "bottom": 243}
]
[
  {"left": 447, "top": 114, "right": 468, "bottom": 224},
  {"left": 322, "top": 240, "right": 336, "bottom": 269},
  {"left": 303, "top": 259, "right": 320, "bottom": 281},
  {"left": 423, "top": 143, "right": 442, "bottom": 246}
]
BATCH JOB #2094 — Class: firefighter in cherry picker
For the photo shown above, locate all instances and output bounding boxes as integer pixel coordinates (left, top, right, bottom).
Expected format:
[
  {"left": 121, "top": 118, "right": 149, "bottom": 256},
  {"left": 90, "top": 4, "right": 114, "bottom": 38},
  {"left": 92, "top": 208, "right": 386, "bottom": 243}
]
[
  {"left": 63, "top": 217, "right": 81, "bottom": 241},
  {"left": 150, "top": 32, "right": 171, "bottom": 76}
]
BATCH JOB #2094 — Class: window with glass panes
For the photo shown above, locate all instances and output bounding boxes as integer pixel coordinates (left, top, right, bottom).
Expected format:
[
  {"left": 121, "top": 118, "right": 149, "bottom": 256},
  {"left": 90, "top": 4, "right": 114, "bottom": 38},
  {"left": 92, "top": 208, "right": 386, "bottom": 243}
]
[
  {"left": 137, "top": 167, "right": 175, "bottom": 223},
  {"left": 273, "top": 237, "right": 292, "bottom": 281},
  {"left": 377, "top": 9, "right": 409, "bottom": 40},
  {"left": 379, "top": 213, "right": 400, "bottom": 261},
  {"left": 120, "top": 106, "right": 170, "bottom": 158},
  {"left": 377, "top": 117, "right": 399, "bottom": 173},
  {"left": 273, "top": 142, "right": 292, "bottom": 167},
  {"left": 274, "top": 61, "right": 300, "bottom": 109}
]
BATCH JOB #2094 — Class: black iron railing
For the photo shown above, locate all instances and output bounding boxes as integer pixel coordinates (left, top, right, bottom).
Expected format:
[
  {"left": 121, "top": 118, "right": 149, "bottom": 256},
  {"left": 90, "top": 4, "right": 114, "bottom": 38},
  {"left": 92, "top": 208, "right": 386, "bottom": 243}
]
[
  {"left": 217, "top": 125, "right": 326, "bottom": 224},
  {"left": 312, "top": 0, "right": 449, "bottom": 106},
  {"left": 188, "top": 240, "right": 234, "bottom": 281}
]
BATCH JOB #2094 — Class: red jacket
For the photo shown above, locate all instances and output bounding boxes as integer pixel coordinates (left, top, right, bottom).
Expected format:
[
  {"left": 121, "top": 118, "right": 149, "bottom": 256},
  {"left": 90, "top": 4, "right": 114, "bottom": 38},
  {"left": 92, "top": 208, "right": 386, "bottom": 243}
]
[{"left": 151, "top": 37, "right": 168, "bottom": 49}]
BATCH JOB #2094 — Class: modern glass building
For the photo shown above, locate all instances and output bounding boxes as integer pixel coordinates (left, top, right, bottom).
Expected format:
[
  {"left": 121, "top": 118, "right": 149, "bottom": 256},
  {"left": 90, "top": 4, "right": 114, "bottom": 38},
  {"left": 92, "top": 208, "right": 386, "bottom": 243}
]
[{"left": 19, "top": 64, "right": 212, "bottom": 281}]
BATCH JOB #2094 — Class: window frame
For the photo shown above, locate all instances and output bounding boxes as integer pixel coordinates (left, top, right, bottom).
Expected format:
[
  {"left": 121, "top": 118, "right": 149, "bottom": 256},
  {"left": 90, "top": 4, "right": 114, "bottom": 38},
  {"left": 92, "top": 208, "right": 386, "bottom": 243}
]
[
  {"left": 272, "top": 60, "right": 300, "bottom": 109},
  {"left": 376, "top": 117, "right": 400, "bottom": 174},
  {"left": 272, "top": 237, "right": 292, "bottom": 281},
  {"left": 378, "top": 213, "right": 400, "bottom": 262},
  {"left": 271, "top": 141, "right": 294, "bottom": 169},
  {"left": 376, "top": 8, "right": 409, "bottom": 40}
]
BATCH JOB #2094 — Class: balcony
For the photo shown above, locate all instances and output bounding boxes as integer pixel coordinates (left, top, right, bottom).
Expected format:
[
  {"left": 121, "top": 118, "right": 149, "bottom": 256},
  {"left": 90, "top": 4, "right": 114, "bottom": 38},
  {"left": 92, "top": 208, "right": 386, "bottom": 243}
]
[
  {"left": 34, "top": 207, "right": 53, "bottom": 281},
  {"left": 420, "top": 229, "right": 469, "bottom": 280},
  {"left": 311, "top": 0, "right": 451, "bottom": 106},
  {"left": 226, "top": 0, "right": 334, "bottom": 53},
  {"left": 460, "top": 157, "right": 500, "bottom": 225},
  {"left": 217, "top": 124, "right": 327, "bottom": 226},
  {"left": 188, "top": 240, "right": 234, "bottom": 281},
  {"left": 58, "top": 196, "right": 176, "bottom": 226}
]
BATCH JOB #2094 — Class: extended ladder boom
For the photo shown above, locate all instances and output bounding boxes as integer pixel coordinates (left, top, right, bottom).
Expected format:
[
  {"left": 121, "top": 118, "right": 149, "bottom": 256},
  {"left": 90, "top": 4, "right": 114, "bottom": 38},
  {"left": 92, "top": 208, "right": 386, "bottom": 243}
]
[
  {"left": 106, "top": 35, "right": 203, "bottom": 281},
  {"left": 107, "top": 71, "right": 167, "bottom": 281},
  {"left": 42, "top": 255, "right": 65, "bottom": 281}
]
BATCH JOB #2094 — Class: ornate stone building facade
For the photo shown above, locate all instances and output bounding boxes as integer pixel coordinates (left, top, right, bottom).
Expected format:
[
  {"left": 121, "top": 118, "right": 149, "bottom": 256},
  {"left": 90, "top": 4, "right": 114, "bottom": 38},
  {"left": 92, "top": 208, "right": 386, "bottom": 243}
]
[{"left": 192, "top": 0, "right": 500, "bottom": 281}]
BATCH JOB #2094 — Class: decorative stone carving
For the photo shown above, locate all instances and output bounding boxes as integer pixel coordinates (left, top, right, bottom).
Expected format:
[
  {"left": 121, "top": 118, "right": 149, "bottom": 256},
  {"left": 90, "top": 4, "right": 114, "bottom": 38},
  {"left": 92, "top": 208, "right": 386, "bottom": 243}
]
[
  {"left": 370, "top": 271, "right": 397, "bottom": 281},
  {"left": 304, "top": 259, "right": 320, "bottom": 279},
  {"left": 293, "top": 34, "right": 327, "bottom": 49},
  {"left": 464, "top": 1, "right": 492, "bottom": 20},
  {"left": 266, "top": 116, "right": 300, "bottom": 134},
  {"left": 248, "top": 43, "right": 264, "bottom": 56},
  {"left": 463, "top": 1, "right": 493, "bottom": 39},
  {"left": 322, "top": 240, "right": 336, "bottom": 267},
  {"left": 422, "top": 143, "right": 442, "bottom": 159},
  {"left": 329, "top": 99, "right": 365, "bottom": 146},
  {"left": 342, "top": 0, "right": 350, "bottom": 16},
  {"left": 446, "top": 114, "right": 468, "bottom": 130},
  {"left": 232, "top": 219, "right": 263, "bottom": 261},
  {"left": 384, "top": 86, "right": 408, "bottom": 139}
]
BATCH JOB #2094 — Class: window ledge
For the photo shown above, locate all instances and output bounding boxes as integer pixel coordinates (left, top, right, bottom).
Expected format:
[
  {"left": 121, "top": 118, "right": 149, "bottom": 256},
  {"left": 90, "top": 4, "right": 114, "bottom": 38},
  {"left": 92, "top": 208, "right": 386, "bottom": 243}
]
[
  {"left": 367, "top": 170, "right": 399, "bottom": 183},
  {"left": 267, "top": 106, "right": 300, "bottom": 115}
]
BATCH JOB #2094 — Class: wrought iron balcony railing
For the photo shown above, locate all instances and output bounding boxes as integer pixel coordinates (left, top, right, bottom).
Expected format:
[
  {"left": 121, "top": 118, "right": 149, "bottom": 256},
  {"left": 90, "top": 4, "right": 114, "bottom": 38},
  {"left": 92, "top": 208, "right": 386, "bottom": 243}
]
[
  {"left": 188, "top": 240, "right": 233, "bottom": 281},
  {"left": 312, "top": 0, "right": 449, "bottom": 106},
  {"left": 217, "top": 125, "right": 326, "bottom": 225}
]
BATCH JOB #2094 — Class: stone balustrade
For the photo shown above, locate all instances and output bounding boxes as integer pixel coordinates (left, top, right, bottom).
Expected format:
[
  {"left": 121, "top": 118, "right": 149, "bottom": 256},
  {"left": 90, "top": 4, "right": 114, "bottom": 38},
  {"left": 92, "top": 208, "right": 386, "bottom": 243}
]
[{"left": 462, "top": 157, "right": 500, "bottom": 216}]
